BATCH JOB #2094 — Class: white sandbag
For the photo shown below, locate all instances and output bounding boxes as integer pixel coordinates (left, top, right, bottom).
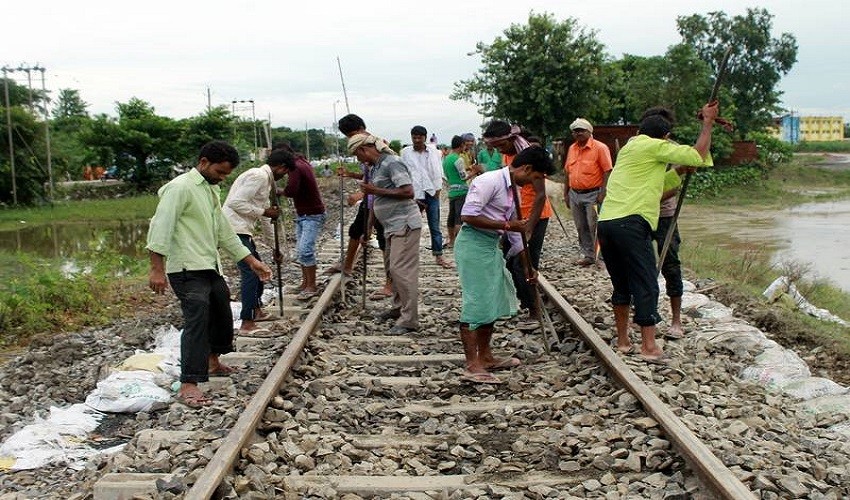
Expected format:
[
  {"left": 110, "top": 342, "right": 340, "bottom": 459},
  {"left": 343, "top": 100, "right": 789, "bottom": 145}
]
[
  {"left": 693, "top": 300, "right": 734, "bottom": 321},
  {"left": 693, "top": 323, "right": 777, "bottom": 354},
  {"left": 779, "top": 377, "right": 847, "bottom": 401},
  {"left": 740, "top": 346, "right": 811, "bottom": 388},
  {"left": 681, "top": 292, "right": 710, "bottom": 311},
  {"left": 84, "top": 371, "right": 171, "bottom": 413},
  {"left": 0, "top": 403, "right": 106, "bottom": 471},
  {"left": 827, "top": 421, "right": 850, "bottom": 438},
  {"left": 682, "top": 280, "right": 696, "bottom": 292},
  {"left": 798, "top": 394, "right": 850, "bottom": 415},
  {"left": 152, "top": 325, "right": 182, "bottom": 379}
]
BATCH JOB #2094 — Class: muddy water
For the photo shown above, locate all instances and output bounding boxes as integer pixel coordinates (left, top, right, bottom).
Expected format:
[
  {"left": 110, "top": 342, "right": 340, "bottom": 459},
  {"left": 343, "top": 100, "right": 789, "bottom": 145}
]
[
  {"left": 0, "top": 220, "right": 149, "bottom": 258},
  {"left": 679, "top": 198, "right": 850, "bottom": 293}
]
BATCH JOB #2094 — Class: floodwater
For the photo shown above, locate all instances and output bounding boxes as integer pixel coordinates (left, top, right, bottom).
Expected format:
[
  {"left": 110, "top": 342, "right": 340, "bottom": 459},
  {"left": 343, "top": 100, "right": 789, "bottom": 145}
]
[
  {"left": 0, "top": 220, "right": 149, "bottom": 259},
  {"left": 679, "top": 198, "right": 850, "bottom": 293}
]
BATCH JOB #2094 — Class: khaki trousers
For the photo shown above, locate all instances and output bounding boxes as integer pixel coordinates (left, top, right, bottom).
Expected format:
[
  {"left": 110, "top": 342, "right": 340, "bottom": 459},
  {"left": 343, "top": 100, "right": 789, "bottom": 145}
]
[{"left": 383, "top": 227, "right": 421, "bottom": 329}]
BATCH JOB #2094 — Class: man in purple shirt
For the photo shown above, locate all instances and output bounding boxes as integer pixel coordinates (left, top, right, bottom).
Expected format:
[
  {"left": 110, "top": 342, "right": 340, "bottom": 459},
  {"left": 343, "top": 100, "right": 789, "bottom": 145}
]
[
  {"left": 275, "top": 144, "right": 327, "bottom": 300},
  {"left": 456, "top": 146, "right": 554, "bottom": 384}
]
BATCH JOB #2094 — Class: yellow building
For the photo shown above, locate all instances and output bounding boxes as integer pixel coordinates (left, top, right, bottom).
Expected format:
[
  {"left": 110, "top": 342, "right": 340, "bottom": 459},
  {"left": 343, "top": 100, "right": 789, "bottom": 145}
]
[{"left": 799, "top": 116, "right": 844, "bottom": 142}]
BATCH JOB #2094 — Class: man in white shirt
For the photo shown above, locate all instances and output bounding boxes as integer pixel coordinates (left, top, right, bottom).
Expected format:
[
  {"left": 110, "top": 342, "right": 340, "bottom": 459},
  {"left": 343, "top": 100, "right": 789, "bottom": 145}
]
[
  {"left": 222, "top": 154, "right": 286, "bottom": 333},
  {"left": 401, "top": 125, "right": 452, "bottom": 268}
]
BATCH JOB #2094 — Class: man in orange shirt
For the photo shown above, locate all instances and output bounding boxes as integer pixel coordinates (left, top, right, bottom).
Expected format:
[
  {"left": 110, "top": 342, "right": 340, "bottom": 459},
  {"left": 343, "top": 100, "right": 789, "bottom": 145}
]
[
  {"left": 482, "top": 120, "right": 552, "bottom": 324},
  {"left": 563, "top": 118, "right": 613, "bottom": 266}
]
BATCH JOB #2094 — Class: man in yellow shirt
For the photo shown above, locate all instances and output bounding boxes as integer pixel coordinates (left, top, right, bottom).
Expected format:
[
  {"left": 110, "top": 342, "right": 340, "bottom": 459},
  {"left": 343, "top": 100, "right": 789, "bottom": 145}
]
[{"left": 598, "top": 102, "right": 718, "bottom": 364}]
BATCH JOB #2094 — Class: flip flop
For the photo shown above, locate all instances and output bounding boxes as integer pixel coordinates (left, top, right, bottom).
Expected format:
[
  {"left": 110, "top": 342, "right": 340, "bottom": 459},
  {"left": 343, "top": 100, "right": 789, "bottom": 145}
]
[
  {"left": 296, "top": 290, "right": 319, "bottom": 301},
  {"left": 175, "top": 392, "right": 212, "bottom": 409},
  {"left": 487, "top": 357, "right": 521, "bottom": 371},
  {"left": 640, "top": 352, "right": 671, "bottom": 365},
  {"left": 435, "top": 258, "right": 454, "bottom": 269},
  {"left": 237, "top": 327, "right": 273, "bottom": 337},
  {"left": 255, "top": 314, "right": 280, "bottom": 323},
  {"left": 369, "top": 290, "right": 392, "bottom": 300},
  {"left": 664, "top": 329, "right": 685, "bottom": 339},
  {"left": 460, "top": 370, "right": 502, "bottom": 384},
  {"left": 613, "top": 343, "right": 635, "bottom": 355},
  {"left": 209, "top": 363, "right": 238, "bottom": 376}
]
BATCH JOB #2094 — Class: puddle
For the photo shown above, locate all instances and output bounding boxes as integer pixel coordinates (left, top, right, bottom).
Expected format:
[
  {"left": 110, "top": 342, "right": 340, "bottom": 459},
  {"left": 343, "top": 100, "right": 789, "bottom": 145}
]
[{"left": 679, "top": 199, "right": 850, "bottom": 292}]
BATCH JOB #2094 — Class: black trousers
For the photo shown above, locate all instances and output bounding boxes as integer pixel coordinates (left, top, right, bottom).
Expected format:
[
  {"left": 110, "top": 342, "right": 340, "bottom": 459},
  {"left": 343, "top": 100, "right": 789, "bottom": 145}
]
[
  {"left": 168, "top": 270, "right": 235, "bottom": 383},
  {"left": 598, "top": 215, "right": 661, "bottom": 326},
  {"left": 652, "top": 215, "right": 683, "bottom": 298},
  {"left": 505, "top": 218, "right": 549, "bottom": 312}
]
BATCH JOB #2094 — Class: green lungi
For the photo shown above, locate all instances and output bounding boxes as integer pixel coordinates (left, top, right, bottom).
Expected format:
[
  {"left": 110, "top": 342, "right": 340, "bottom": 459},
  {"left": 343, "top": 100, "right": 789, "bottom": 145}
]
[{"left": 455, "top": 225, "right": 518, "bottom": 330}]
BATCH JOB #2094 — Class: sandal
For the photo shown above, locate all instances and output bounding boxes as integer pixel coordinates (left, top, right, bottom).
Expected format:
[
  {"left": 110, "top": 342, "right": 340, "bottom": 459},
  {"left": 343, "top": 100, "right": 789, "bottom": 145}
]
[
  {"left": 208, "top": 363, "right": 238, "bottom": 376},
  {"left": 487, "top": 357, "right": 521, "bottom": 371},
  {"left": 369, "top": 290, "right": 393, "bottom": 300},
  {"left": 461, "top": 370, "right": 502, "bottom": 385},
  {"left": 640, "top": 352, "right": 671, "bottom": 365},
  {"left": 175, "top": 391, "right": 212, "bottom": 409},
  {"left": 296, "top": 290, "right": 319, "bottom": 301},
  {"left": 237, "top": 327, "right": 274, "bottom": 337}
]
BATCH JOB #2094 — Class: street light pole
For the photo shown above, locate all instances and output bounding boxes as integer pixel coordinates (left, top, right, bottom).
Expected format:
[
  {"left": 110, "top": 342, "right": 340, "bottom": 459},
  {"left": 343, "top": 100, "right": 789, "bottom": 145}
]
[
  {"left": 36, "top": 66, "right": 53, "bottom": 201},
  {"left": 3, "top": 67, "right": 17, "bottom": 206}
]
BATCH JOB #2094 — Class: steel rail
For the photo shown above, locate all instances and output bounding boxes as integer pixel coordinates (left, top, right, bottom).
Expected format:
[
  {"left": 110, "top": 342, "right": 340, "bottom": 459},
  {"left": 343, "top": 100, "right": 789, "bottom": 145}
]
[
  {"left": 537, "top": 275, "right": 756, "bottom": 500},
  {"left": 184, "top": 273, "right": 344, "bottom": 500}
]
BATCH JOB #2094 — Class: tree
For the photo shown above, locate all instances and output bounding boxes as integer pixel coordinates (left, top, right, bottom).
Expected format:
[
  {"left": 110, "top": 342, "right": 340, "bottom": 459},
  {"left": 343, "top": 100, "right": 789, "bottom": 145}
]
[
  {"left": 179, "top": 106, "right": 236, "bottom": 163},
  {"left": 676, "top": 8, "right": 798, "bottom": 138},
  {"left": 82, "top": 98, "right": 184, "bottom": 190},
  {"left": 452, "top": 12, "right": 609, "bottom": 141},
  {"left": 52, "top": 89, "right": 89, "bottom": 121}
]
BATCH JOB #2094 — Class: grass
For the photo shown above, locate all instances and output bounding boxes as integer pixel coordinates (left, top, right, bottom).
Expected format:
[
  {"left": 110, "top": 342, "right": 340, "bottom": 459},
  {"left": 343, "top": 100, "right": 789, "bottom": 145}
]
[
  {"left": 680, "top": 154, "right": 850, "bottom": 361},
  {"left": 794, "top": 140, "right": 850, "bottom": 153},
  {"left": 0, "top": 196, "right": 159, "bottom": 231},
  {"left": 691, "top": 154, "right": 850, "bottom": 208}
]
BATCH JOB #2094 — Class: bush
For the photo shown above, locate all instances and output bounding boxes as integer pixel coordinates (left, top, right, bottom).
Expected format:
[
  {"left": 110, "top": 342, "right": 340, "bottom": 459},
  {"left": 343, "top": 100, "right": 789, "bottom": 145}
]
[
  {"left": 688, "top": 164, "right": 765, "bottom": 198},
  {"left": 750, "top": 132, "right": 794, "bottom": 167}
]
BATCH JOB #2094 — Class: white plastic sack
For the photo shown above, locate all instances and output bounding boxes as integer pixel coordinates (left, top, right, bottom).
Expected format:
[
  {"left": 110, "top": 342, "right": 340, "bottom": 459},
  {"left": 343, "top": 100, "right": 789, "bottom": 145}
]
[
  {"left": 779, "top": 377, "right": 847, "bottom": 401},
  {"left": 152, "top": 325, "right": 182, "bottom": 379},
  {"left": 763, "top": 276, "right": 850, "bottom": 327},
  {"left": 84, "top": 371, "right": 171, "bottom": 413},
  {"left": 694, "top": 300, "right": 734, "bottom": 321},
  {"left": 693, "top": 323, "right": 777, "bottom": 354},
  {"left": 0, "top": 403, "right": 105, "bottom": 471},
  {"left": 798, "top": 394, "right": 850, "bottom": 415},
  {"left": 740, "top": 346, "right": 811, "bottom": 389},
  {"left": 681, "top": 292, "right": 711, "bottom": 311}
]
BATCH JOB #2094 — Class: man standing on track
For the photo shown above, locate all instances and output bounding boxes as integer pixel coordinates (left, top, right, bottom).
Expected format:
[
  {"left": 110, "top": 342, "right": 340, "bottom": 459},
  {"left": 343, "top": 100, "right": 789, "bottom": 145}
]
[
  {"left": 482, "top": 120, "right": 551, "bottom": 324},
  {"left": 654, "top": 168, "right": 686, "bottom": 339},
  {"left": 442, "top": 136, "right": 471, "bottom": 249},
  {"left": 456, "top": 146, "right": 554, "bottom": 384},
  {"left": 147, "top": 141, "right": 272, "bottom": 408},
  {"left": 348, "top": 133, "right": 421, "bottom": 335},
  {"left": 401, "top": 125, "right": 452, "bottom": 269},
  {"left": 274, "top": 143, "right": 327, "bottom": 301},
  {"left": 222, "top": 152, "right": 285, "bottom": 334},
  {"left": 328, "top": 114, "right": 394, "bottom": 299},
  {"left": 563, "top": 118, "right": 613, "bottom": 267},
  {"left": 598, "top": 102, "right": 717, "bottom": 364}
]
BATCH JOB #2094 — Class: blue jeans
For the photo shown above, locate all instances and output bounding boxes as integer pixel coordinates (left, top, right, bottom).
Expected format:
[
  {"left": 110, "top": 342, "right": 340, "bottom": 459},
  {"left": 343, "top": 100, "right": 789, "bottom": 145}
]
[
  {"left": 295, "top": 213, "right": 327, "bottom": 267},
  {"left": 418, "top": 193, "right": 443, "bottom": 256},
  {"left": 236, "top": 234, "right": 262, "bottom": 321}
]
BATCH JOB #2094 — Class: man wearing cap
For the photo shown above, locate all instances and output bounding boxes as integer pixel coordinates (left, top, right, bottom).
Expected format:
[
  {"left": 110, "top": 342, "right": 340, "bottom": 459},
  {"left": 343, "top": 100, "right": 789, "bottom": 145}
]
[
  {"left": 348, "top": 133, "right": 421, "bottom": 335},
  {"left": 563, "top": 118, "right": 613, "bottom": 267},
  {"left": 401, "top": 125, "right": 452, "bottom": 269}
]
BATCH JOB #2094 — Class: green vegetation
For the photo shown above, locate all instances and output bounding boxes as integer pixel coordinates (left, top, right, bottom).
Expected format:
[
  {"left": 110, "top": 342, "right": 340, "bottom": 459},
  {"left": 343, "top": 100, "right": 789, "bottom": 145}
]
[
  {"left": 680, "top": 154, "right": 850, "bottom": 361},
  {"left": 0, "top": 196, "right": 158, "bottom": 231},
  {"left": 0, "top": 248, "right": 148, "bottom": 347},
  {"left": 794, "top": 141, "right": 850, "bottom": 153}
]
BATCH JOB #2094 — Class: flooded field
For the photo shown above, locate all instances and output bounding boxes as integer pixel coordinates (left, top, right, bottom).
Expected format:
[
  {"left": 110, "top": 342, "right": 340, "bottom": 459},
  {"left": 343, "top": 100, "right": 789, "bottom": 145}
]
[
  {"left": 679, "top": 198, "right": 850, "bottom": 292},
  {"left": 0, "top": 220, "right": 149, "bottom": 259}
]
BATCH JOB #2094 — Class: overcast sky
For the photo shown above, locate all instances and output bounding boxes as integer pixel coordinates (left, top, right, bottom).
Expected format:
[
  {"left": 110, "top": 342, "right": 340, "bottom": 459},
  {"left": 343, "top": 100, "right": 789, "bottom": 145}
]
[{"left": 3, "top": 0, "right": 847, "bottom": 146}]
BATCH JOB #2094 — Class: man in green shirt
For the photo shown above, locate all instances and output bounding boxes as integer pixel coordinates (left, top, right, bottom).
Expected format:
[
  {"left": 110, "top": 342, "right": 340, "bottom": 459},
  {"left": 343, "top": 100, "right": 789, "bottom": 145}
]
[
  {"left": 443, "top": 135, "right": 470, "bottom": 248},
  {"left": 477, "top": 143, "right": 503, "bottom": 171},
  {"left": 598, "top": 102, "right": 717, "bottom": 364},
  {"left": 147, "top": 141, "right": 272, "bottom": 408}
]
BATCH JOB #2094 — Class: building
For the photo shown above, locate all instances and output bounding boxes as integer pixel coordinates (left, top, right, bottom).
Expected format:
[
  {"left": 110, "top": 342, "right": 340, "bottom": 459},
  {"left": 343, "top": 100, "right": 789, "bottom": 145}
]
[{"left": 772, "top": 114, "right": 844, "bottom": 143}]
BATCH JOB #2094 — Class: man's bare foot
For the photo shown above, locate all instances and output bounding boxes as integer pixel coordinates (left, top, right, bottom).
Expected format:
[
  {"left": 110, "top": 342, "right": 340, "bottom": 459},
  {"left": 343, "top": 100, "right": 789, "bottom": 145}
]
[
  {"left": 666, "top": 324, "right": 684, "bottom": 339},
  {"left": 435, "top": 256, "right": 454, "bottom": 269},
  {"left": 176, "top": 383, "right": 212, "bottom": 408}
]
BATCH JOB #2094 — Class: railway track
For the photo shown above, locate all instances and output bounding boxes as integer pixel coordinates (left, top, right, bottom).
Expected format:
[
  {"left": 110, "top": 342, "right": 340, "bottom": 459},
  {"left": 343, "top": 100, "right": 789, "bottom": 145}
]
[{"left": 90, "top": 227, "right": 760, "bottom": 499}]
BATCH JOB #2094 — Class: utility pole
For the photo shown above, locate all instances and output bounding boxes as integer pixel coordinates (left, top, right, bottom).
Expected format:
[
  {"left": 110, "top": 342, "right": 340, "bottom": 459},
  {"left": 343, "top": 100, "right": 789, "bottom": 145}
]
[
  {"left": 304, "top": 122, "right": 310, "bottom": 161},
  {"left": 206, "top": 87, "right": 211, "bottom": 112},
  {"left": 231, "top": 99, "right": 257, "bottom": 160},
  {"left": 3, "top": 67, "right": 17, "bottom": 205},
  {"left": 36, "top": 66, "right": 53, "bottom": 201}
]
